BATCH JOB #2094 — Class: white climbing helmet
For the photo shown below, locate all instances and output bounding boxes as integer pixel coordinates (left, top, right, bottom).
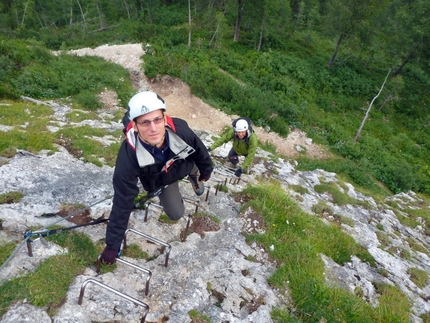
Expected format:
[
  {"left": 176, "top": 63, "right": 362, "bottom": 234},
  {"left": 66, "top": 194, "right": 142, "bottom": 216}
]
[
  {"left": 128, "top": 91, "right": 166, "bottom": 120},
  {"left": 234, "top": 119, "right": 249, "bottom": 132}
]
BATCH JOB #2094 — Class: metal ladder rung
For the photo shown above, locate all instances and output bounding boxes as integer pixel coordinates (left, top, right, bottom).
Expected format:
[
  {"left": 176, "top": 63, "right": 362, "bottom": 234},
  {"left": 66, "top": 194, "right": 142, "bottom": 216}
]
[
  {"left": 96, "top": 256, "right": 152, "bottom": 296},
  {"left": 78, "top": 278, "right": 149, "bottom": 323},
  {"left": 183, "top": 197, "right": 200, "bottom": 213},
  {"left": 124, "top": 228, "right": 172, "bottom": 267},
  {"left": 144, "top": 202, "right": 164, "bottom": 222}
]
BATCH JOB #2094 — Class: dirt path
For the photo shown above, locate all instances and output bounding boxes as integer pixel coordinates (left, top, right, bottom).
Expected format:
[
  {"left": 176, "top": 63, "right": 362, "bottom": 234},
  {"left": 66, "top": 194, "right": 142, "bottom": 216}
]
[{"left": 67, "top": 44, "right": 328, "bottom": 159}]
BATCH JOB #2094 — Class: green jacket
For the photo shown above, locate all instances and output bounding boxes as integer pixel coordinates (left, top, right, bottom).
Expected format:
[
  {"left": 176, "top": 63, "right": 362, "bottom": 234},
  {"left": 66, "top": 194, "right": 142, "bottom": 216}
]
[{"left": 210, "top": 128, "right": 258, "bottom": 171}]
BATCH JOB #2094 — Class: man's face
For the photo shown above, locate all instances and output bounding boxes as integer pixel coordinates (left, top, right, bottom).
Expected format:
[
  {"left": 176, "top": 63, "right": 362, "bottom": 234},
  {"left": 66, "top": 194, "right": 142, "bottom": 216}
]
[
  {"left": 236, "top": 130, "right": 247, "bottom": 139},
  {"left": 132, "top": 110, "right": 166, "bottom": 147}
]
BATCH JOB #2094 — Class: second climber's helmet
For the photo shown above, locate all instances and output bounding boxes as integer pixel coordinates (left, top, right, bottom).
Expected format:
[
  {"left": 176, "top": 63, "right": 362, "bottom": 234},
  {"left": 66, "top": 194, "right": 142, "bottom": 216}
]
[
  {"left": 234, "top": 119, "right": 249, "bottom": 132},
  {"left": 128, "top": 91, "right": 166, "bottom": 121}
]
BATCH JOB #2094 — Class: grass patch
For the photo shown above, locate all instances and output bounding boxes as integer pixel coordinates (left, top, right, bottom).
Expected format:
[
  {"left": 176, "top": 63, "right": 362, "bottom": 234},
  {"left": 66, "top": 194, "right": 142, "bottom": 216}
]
[
  {"left": 66, "top": 109, "right": 99, "bottom": 123},
  {"left": 314, "top": 182, "right": 360, "bottom": 206},
  {"left": 0, "top": 230, "right": 99, "bottom": 317},
  {"left": 296, "top": 157, "right": 391, "bottom": 198},
  {"left": 189, "top": 309, "right": 211, "bottom": 322},
  {"left": 289, "top": 184, "right": 310, "bottom": 195},
  {"left": 339, "top": 214, "right": 355, "bottom": 227},
  {"left": 258, "top": 139, "right": 278, "bottom": 155},
  {"left": 219, "top": 184, "right": 228, "bottom": 193},
  {"left": 406, "top": 237, "right": 430, "bottom": 257},
  {"left": 0, "top": 191, "right": 24, "bottom": 204},
  {"left": 159, "top": 214, "right": 178, "bottom": 224},
  {"left": 122, "top": 243, "right": 148, "bottom": 260},
  {"left": 0, "top": 101, "right": 57, "bottom": 156},
  {"left": 376, "top": 231, "right": 391, "bottom": 249},
  {"left": 239, "top": 182, "right": 413, "bottom": 322},
  {"left": 56, "top": 126, "right": 122, "bottom": 167},
  {"left": 0, "top": 242, "right": 17, "bottom": 267},
  {"left": 0, "top": 97, "right": 125, "bottom": 166},
  {"left": 387, "top": 246, "right": 411, "bottom": 260},
  {"left": 311, "top": 201, "right": 333, "bottom": 217},
  {"left": 394, "top": 210, "right": 422, "bottom": 231}
]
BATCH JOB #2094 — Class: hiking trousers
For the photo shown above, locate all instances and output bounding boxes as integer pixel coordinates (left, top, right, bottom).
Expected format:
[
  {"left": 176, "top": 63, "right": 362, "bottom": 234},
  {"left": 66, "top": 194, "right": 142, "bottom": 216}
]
[
  {"left": 228, "top": 148, "right": 247, "bottom": 165},
  {"left": 157, "top": 164, "right": 199, "bottom": 220}
]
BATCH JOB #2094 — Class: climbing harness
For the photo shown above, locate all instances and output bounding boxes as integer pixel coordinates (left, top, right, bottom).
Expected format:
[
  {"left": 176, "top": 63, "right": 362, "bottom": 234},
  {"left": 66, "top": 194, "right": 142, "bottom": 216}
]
[{"left": 133, "top": 185, "right": 167, "bottom": 209}]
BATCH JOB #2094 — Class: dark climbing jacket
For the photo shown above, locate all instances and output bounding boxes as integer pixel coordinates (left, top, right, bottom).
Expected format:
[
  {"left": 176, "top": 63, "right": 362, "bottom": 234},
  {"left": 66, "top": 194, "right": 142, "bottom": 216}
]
[{"left": 106, "top": 115, "right": 213, "bottom": 249}]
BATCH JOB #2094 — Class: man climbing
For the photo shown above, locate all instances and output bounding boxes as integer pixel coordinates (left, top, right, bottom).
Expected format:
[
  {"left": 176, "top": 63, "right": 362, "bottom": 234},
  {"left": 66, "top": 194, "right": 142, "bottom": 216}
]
[
  {"left": 209, "top": 117, "right": 258, "bottom": 177},
  {"left": 100, "top": 91, "right": 213, "bottom": 265}
]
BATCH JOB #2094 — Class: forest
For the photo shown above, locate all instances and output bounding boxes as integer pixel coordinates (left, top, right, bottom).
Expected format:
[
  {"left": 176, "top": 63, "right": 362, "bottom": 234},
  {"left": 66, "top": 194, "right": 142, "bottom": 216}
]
[{"left": 1, "top": 0, "right": 429, "bottom": 197}]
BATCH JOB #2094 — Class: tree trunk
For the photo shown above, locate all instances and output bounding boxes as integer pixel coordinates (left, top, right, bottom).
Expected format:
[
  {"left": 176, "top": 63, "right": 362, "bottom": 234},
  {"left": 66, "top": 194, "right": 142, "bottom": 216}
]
[
  {"left": 257, "top": 18, "right": 264, "bottom": 52},
  {"left": 354, "top": 69, "right": 392, "bottom": 143},
  {"left": 34, "top": 10, "right": 44, "bottom": 28},
  {"left": 69, "top": 0, "right": 73, "bottom": 25},
  {"left": 209, "top": 22, "right": 219, "bottom": 47},
  {"left": 146, "top": 0, "right": 152, "bottom": 24},
  {"left": 21, "top": 1, "right": 29, "bottom": 26},
  {"left": 327, "top": 33, "right": 344, "bottom": 68},
  {"left": 123, "top": 0, "right": 131, "bottom": 19},
  {"left": 94, "top": 0, "right": 104, "bottom": 29},
  {"left": 188, "top": 0, "right": 192, "bottom": 48},
  {"left": 233, "top": 0, "right": 242, "bottom": 42},
  {"left": 76, "top": 0, "right": 87, "bottom": 30},
  {"left": 392, "top": 52, "right": 413, "bottom": 77}
]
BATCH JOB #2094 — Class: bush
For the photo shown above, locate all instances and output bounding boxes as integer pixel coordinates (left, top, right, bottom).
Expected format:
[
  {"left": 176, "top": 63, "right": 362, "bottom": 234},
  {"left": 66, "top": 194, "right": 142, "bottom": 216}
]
[{"left": 74, "top": 90, "right": 102, "bottom": 110}]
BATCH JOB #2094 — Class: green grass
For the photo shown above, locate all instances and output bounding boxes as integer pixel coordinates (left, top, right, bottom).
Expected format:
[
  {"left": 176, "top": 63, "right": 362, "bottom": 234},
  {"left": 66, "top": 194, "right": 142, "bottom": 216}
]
[
  {"left": 0, "top": 101, "right": 57, "bottom": 156},
  {"left": 189, "top": 309, "right": 211, "bottom": 322},
  {"left": 0, "top": 191, "right": 24, "bottom": 204},
  {"left": 0, "top": 231, "right": 100, "bottom": 317},
  {"left": 0, "top": 160, "right": 417, "bottom": 322},
  {"left": 0, "top": 102, "right": 124, "bottom": 166},
  {"left": 289, "top": 184, "right": 310, "bottom": 195},
  {"left": 314, "top": 182, "right": 361, "bottom": 206},
  {"left": 297, "top": 157, "right": 391, "bottom": 198},
  {"left": 0, "top": 242, "right": 17, "bottom": 267},
  {"left": 408, "top": 267, "right": 429, "bottom": 289},
  {"left": 56, "top": 126, "right": 122, "bottom": 167},
  {"left": 406, "top": 237, "right": 430, "bottom": 258},
  {"left": 122, "top": 243, "right": 148, "bottom": 260},
  {"left": 240, "top": 182, "right": 410, "bottom": 322}
]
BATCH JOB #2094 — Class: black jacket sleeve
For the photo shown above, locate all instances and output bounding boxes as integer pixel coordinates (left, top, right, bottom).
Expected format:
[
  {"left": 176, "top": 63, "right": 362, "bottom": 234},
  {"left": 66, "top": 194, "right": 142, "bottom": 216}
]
[{"left": 106, "top": 141, "right": 140, "bottom": 250}]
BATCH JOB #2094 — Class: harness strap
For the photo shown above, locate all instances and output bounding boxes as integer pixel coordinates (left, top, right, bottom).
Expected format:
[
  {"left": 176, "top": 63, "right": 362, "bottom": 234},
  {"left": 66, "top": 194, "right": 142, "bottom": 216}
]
[
  {"left": 162, "top": 146, "right": 195, "bottom": 172},
  {"left": 24, "top": 218, "right": 109, "bottom": 240}
]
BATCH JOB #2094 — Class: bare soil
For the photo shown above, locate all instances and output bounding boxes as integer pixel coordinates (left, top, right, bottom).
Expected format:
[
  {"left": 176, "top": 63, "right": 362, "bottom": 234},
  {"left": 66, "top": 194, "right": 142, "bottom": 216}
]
[{"left": 67, "top": 44, "right": 329, "bottom": 159}]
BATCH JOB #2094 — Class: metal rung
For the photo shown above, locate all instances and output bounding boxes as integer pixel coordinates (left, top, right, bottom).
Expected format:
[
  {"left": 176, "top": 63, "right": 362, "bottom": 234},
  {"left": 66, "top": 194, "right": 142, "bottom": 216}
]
[
  {"left": 144, "top": 202, "right": 164, "bottom": 222},
  {"left": 144, "top": 196, "right": 199, "bottom": 216},
  {"left": 181, "top": 213, "right": 192, "bottom": 242},
  {"left": 206, "top": 177, "right": 225, "bottom": 199},
  {"left": 96, "top": 257, "right": 152, "bottom": 296},
  {"left": 213, "top": 167, "right": 241, "bottom": 185},
  {"left": 229, "top": 177, "right": 241, "bottom": 184},
  {"left": 213, "top": 168, "right": 235, "bottom": 177},
  {"left": 78, "top": 278, "right": 149, "bottom": 323},
  {"left": 183, "top": 197, "right": 200, "bottom": 213},
  {"left": 26, "top": 239, "right": 33, "bottom": 257},
  {"left": 123, "top": 228, "right": 172, "bottom": 267}
]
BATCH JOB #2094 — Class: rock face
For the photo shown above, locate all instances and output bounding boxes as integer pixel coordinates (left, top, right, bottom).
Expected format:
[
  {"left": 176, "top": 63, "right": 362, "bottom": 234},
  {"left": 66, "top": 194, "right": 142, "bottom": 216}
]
[
  {"left": 0, "top": 140, "right": 283, "bottom": 323},
  {"left": 1, "top": 125, "right": 430, "bottom": 322}
]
